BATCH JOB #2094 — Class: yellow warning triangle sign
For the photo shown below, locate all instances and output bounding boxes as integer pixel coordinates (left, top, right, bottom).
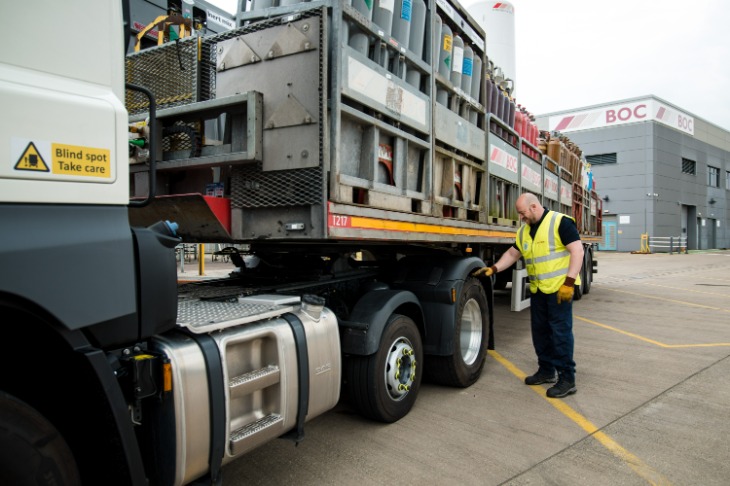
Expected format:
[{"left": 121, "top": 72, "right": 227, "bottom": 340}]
[{"left": 14, "top": 141, "right": 49, "bottom": 172}]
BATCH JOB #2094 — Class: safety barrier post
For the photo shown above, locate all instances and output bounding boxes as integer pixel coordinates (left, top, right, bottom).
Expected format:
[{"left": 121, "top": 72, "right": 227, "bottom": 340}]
[{"left": 640, "top": 233, "right": 650, "bottom": 253}]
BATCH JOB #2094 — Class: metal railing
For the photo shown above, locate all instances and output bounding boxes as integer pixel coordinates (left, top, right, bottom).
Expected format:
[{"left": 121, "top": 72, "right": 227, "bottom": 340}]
[{"left": 649, "top": 236, "right": 688, "bottom": 254}]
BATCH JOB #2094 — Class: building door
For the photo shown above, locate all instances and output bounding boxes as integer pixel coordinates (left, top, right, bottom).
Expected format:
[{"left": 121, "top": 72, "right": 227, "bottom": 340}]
[
  {"left": 600, "top": 220, "right": 617, "bottom": 251},
  {"left": 697, "top": 217, "right": 705, "bottom": 250},
  {"left": 683, "top": 205, "right": 697, "bottom": 250},
  {"left": 708, "top": 219, "right": 717, "bottom": 249}
]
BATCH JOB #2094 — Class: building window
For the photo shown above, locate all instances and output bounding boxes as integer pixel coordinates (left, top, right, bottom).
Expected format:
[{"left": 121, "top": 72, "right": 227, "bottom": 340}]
[
  {"left": 726, "top": 170, "right": 730, "bottom": 190},
  {"left": 708, "top": 166, "right": 720, "bottom": 187},
  {"left": 681, "top": 158, "right": 696, "bottom": 175},
  {"left": 586, "top": 153, "right": 617, "bottom": 165}
]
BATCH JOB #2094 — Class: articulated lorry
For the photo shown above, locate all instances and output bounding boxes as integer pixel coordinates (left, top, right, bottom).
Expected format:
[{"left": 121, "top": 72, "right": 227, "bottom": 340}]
[{"left": 0, "top": 0, "right": 600, "bottom": 484}]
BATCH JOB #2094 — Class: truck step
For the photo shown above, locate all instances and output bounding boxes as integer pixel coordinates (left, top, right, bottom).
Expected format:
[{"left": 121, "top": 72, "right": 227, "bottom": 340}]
[
  {"left": 229, "top": 364, "right": 281, "bottom": 398},
  {"left": 229, "top": 414, "right": 284, "bottom": 455}
]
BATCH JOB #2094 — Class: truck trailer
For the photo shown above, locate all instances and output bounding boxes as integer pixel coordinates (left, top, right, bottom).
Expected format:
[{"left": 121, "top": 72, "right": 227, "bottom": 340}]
[{"left": 0, "top": 0, "right": 600, "bottom": 484}]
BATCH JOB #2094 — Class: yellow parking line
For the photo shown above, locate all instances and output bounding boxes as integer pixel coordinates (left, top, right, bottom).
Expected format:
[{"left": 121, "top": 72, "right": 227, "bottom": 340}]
[
  {"left": 488, "top": 350, "right": 672, "bottom": 485},
  {"left": 642, "top": 283, "right": 730, "bottom": 296},
  {"left": 598, "top": 287, "right": 730, "bottom": 313},
  {"left": 575, "top": 315, "right": 730, "bottom": 348}
]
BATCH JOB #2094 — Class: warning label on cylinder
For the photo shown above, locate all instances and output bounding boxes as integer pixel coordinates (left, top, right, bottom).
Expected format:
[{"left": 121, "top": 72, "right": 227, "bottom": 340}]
[{"left": 52, "top": 143, "right": 110, "bottom": 178}]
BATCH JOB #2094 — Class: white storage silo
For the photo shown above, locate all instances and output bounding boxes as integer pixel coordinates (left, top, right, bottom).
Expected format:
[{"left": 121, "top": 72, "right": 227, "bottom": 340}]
[{"left": 466, "top": 1, "right": 516, "bottom": 95}]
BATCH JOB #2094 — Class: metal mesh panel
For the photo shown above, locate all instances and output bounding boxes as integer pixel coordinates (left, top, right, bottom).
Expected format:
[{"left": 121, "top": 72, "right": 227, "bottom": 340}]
[
  {"left": 125, "top": 37, "right": 199, "bottom": 116},
  {"left": 231, "top": 164, "right": 323, "bottom": 208},
  {"left": 216, "top": 9, "right": 326, "bottom": 210},
  {"left": 199, "top": 9, "right": 324, "bottom": 101},
  {"left": 161, "top": 122, "right": 201, "bottom": 157}
]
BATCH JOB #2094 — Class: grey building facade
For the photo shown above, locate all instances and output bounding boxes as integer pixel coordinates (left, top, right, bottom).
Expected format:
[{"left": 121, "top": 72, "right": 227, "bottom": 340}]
[{"left": 537, "top": 95, "right": 730, "bottom": 252}]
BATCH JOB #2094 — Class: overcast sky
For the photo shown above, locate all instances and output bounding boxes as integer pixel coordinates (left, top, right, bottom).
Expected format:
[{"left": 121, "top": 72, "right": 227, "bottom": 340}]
[
  {"left": 211, "top": 0, "right": 730, "bottom": 131},
  {"left": 465, "top": 0, "right": 730, "bottom": 131}
]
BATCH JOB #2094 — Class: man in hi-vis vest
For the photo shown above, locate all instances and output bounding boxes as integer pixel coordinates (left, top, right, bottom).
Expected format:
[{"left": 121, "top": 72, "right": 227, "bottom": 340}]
[{"left": 476, "top": 193, "right": 584, "bottom": 398}]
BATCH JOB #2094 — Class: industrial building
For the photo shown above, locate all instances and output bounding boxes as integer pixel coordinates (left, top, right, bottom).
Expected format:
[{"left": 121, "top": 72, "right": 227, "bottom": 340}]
[{"left": 537, "top": 96, "right": 730, "bottom": 252}]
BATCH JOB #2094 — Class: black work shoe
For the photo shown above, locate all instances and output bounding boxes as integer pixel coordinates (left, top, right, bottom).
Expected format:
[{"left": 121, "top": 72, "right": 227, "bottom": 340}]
[
  {"left": 524, "top": 370, "right": 557, "bottom": 385},
  {"left": 546, "top": 378, "right": 577, "bottom": 398}
]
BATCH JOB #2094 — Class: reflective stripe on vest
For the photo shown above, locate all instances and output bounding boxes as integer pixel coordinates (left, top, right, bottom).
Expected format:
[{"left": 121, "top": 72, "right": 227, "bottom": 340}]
[{"left": 516, "top": 211, "right": 580, "bottom": 294}]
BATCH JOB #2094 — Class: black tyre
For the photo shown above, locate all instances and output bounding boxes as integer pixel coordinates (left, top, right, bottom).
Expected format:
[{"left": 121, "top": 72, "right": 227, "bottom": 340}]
[
  {"left": 344, "top": 314, "right": 423, "bottom": 423},
  {"left": 0, "top": 391, "right": 81, "bottom": 486},
  {"left": 573, "top": 279, "right": 583, "bottom": 301},
  {"left": 582, "top": 251, "right": 593, "bottom": 295},
  {"left": 427, "top": 277, "right": 489, "bottom": 387}
]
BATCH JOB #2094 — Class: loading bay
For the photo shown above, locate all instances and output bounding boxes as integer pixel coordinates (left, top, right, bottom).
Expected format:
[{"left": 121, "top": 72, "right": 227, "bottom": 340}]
[{"left": 222, "top": 250, "right": 730, "bottom": 485}]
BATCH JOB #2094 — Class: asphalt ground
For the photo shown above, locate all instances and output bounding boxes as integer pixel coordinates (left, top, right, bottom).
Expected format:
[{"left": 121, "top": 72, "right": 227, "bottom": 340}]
[{"left": 205, "top": 250, "right": 730, "bottom": 486}]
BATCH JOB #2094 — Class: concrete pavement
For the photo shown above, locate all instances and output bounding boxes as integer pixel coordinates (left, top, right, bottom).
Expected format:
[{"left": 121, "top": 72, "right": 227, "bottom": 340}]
[{"left": 218, "top": 250, "right": 730, "bottom": 485}]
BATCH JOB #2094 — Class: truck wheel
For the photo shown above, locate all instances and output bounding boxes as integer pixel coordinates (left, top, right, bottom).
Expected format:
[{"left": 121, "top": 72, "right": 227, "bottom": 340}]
[
  {"left": 344, "top": 314, "right": 423, "bottom": 423},
  {"left": 582, "top": 251, "right": 593, "bottom": 295},
  {"left": 0, "top": 391, "right": 81, "bottom": 486},
  {"left": 428, "top": 277, "right": 488, "bottom": 387}
]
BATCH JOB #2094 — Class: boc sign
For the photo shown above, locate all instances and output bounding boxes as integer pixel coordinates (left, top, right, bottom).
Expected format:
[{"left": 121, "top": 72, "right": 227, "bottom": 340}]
[{"left": 549, "top": 98, "right": 694, "bottom": 136}]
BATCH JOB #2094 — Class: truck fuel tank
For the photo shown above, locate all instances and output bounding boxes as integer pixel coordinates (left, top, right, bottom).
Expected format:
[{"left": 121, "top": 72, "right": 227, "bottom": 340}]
[{"left": 148, "top": 295, "right": 340, "bottom": 485}]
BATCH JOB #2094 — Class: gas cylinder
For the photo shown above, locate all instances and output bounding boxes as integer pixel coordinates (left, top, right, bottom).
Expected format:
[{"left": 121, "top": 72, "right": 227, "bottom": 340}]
[
  {"left": 490, "top": 80, "right": 500, "bottom": 135},
  {"left": 515, "top": 107, "right": 524, "bottom": 139},
  {"left": 460, "top": 43, "right": 473, "bottom": 119},
  {"left": 349, "top": 0, "right": 374, "bottom": 55},
  {"left": 373, "top": 0, "right": 394, "bottom": 67},
  {"left": 405, "top": 0, "right": 427, "bottom": 88},
  {"left": 436, "top": 18, "right": 452, "bottom": 106},
  {"left": 450, "top": 34, "right": 464, "bottom": 93},
  {"left": 391, "top": 0, "right": 412, "bottom": 78},
  {"left": 373, "top": 0, "right": 394, "bottom": 35},
  {"left": 392, "top": 0, "right": 412, "bottom": 48},
  {"left": 538, "top": 133, "right": 548, "bottom": 155},
  {"left": 507, "top": 96, "right": 516, "bottom": 133},
  {"left": 469, "top": 54, "right": 482, "bottom": 124},
  {"left": 548, "top": 138, "right": 562, "bottom": 164},
  {"left": 460, "top": 43, "right": 473, "bottom": 92},
  {"left": 485, "top": 75, "right": 493, "bottom": 114}
]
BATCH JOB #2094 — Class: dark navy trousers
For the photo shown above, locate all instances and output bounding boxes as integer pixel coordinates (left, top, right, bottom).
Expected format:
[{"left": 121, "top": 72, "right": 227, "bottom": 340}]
[{"left": 529, "top": 289, "right": 576, "bottom": 383}]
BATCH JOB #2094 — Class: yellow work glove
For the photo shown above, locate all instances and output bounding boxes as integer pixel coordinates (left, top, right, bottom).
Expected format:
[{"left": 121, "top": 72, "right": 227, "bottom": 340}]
[
  {"left": 474, "top": 265, "right": 498, "bottom": 277},
  {"left": 556, "top": 277, "right": 576, "bottom": 304}
]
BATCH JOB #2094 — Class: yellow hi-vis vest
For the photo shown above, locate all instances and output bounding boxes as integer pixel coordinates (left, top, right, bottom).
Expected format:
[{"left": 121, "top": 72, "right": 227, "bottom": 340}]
[{"left": 516, "top": 211, "right": 581, "bottom": 294}]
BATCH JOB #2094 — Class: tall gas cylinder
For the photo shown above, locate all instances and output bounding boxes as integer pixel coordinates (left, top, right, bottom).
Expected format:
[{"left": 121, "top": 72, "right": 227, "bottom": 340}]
[
  {"left": 405, "top": 0, "right": 427, "bottom": 88},
  {"left": 449, "top": 34, "right": 464, "bottom": 88},
  {"left": 436, "top": 18, "right": 452, "bottom": 106},
  {"left": 485, "top": 74, "right": 493, "bottom": 115},
  {"left": 391, "top": 0, "right": 412, "bottom": 48},
  {"left": 497, "top": 87, "right": 509, "bottom": 137},
  {"left": 460, "top": 44, "right": 473, "bottom": 92},
  {"left": 507, "top": 96, "right": 516, "bottom": 133},
  {"left": 449, "top": 34, "right": 464, "bottom": 112},
  {"left": 515, "top": 107, "right": 524, "bottom": 139},
  {"left": 469, "top": 54, "right": 482, "bottom": 124},
  {"left": 349, "top": 0, "right": 374, "bottom": 55},
  {"left": 460, "top": 43, "right": 473, "bottom": 119},
  {"left": 391, "top": 0, "right": 412, "bottom": 79},
  {"left": 373, "top": 0, "right": 394, "bottom": 67}
]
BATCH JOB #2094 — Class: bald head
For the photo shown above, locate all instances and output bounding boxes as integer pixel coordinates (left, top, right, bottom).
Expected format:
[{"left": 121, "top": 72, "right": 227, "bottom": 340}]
[{"left": 515, "top": 193, "right": 544, "bottom": 225}]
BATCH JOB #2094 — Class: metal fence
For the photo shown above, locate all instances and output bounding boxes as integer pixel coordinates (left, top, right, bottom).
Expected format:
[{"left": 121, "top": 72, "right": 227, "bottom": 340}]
[{"left": 649, "top": 236, "right": 688, "bottom": 254}]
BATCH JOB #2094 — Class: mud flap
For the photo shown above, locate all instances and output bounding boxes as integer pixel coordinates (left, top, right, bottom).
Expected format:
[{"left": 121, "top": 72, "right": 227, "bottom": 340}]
[{"left": 510, "top": 267, "right": 531, "bottom": 312}]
